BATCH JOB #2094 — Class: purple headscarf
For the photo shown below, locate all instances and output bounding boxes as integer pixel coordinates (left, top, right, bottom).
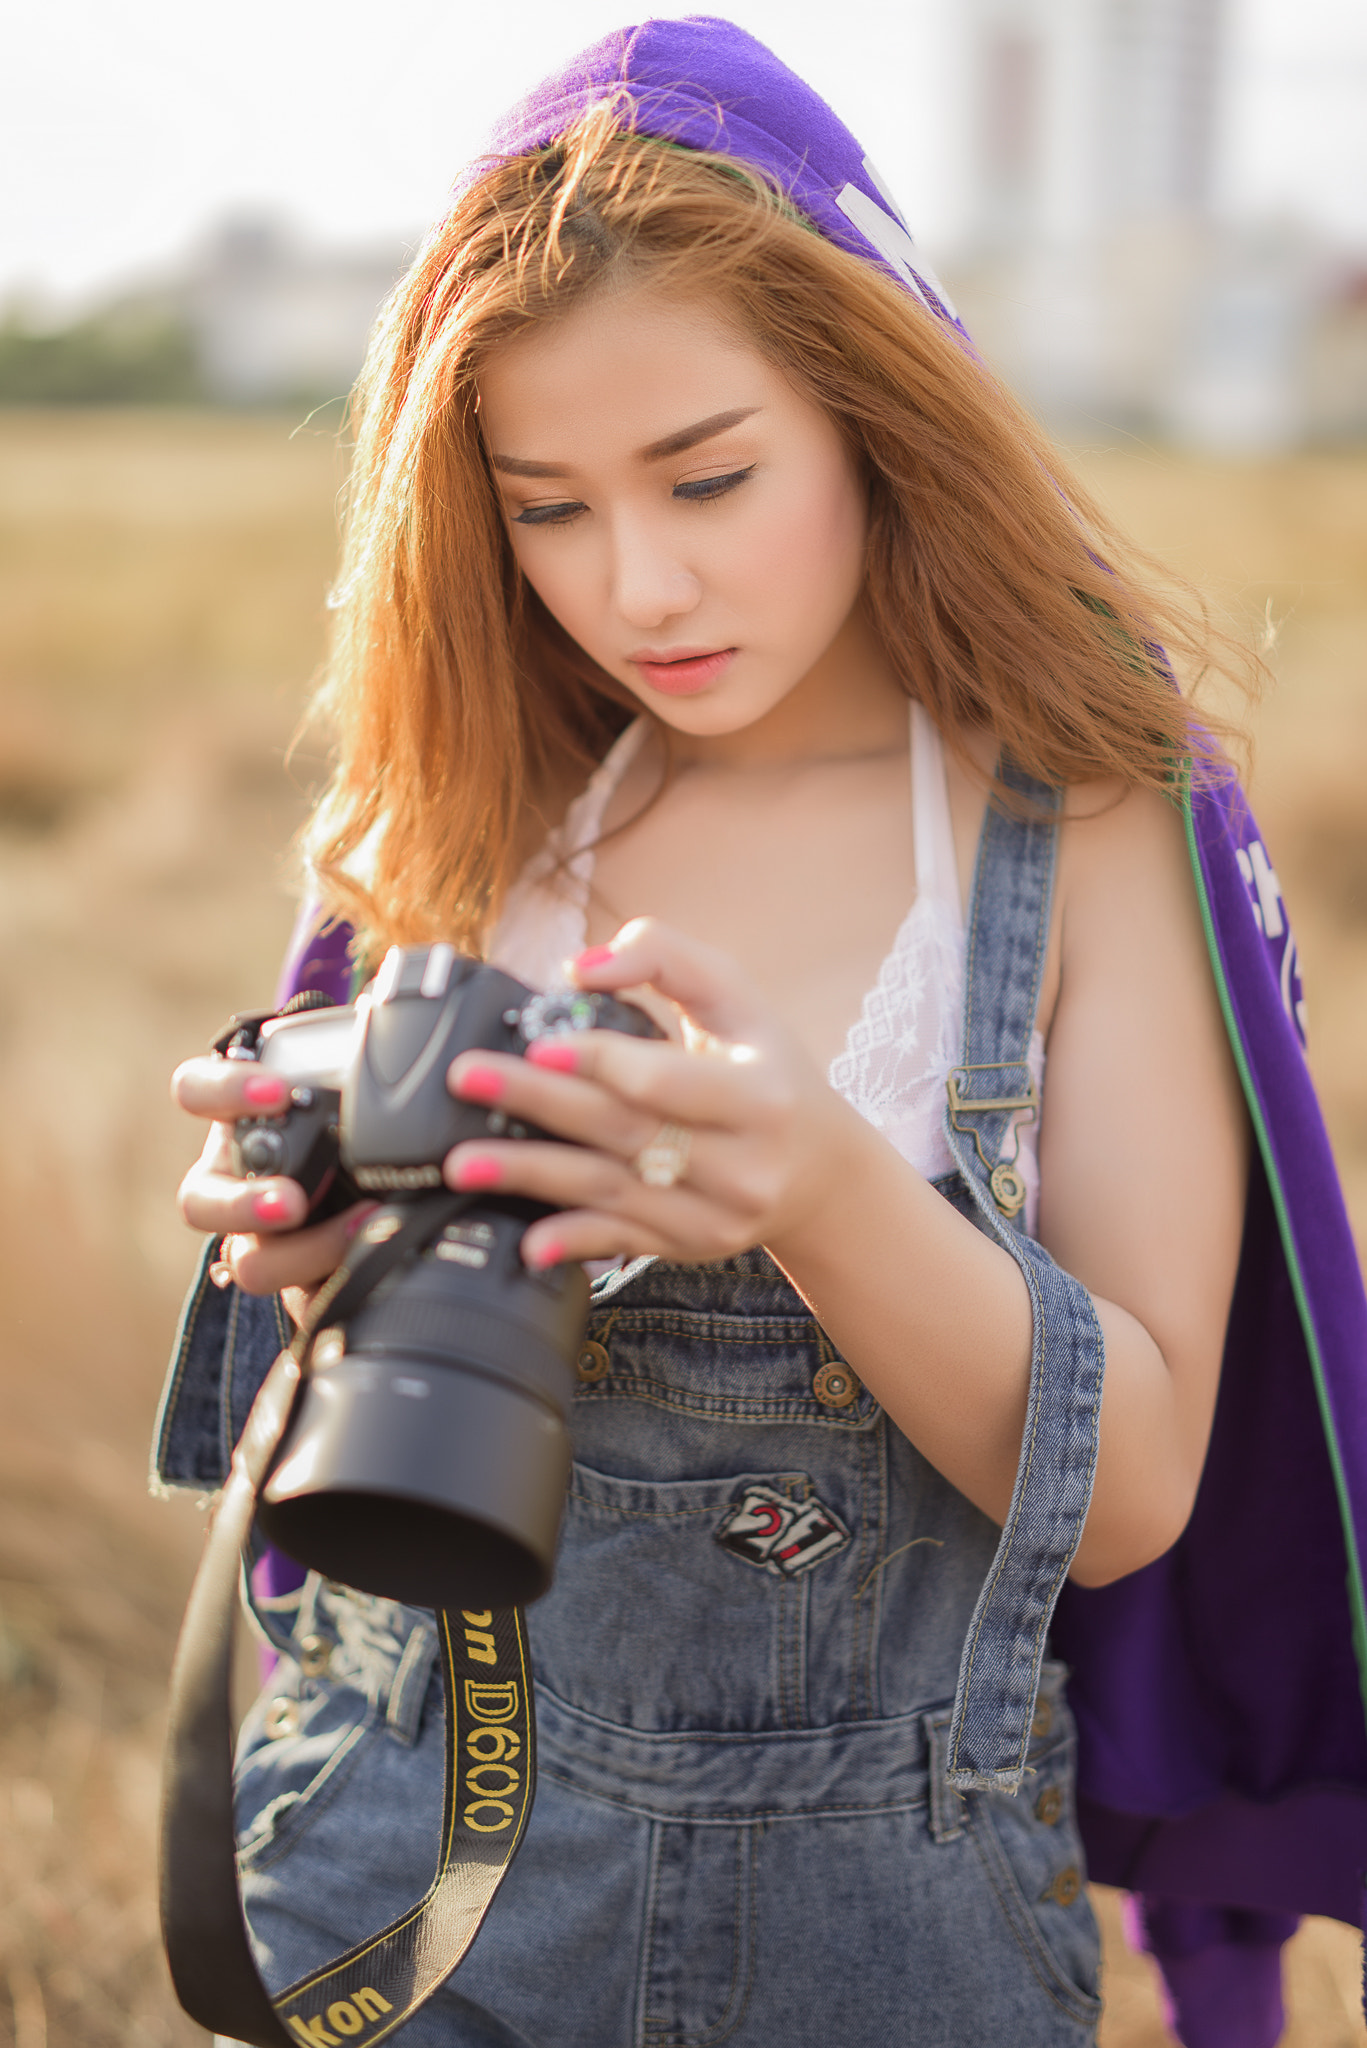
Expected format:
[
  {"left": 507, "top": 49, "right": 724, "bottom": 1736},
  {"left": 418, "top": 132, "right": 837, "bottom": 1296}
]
[{"left": 284, "top": 19, "right": 1367, "bottom": 2032}]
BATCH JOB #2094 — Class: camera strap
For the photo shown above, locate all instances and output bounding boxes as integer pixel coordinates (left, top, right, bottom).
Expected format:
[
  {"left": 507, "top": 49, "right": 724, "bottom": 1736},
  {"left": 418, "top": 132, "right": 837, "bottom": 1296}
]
[{"left": 160, "top": 1195, "right": 538, "bottom": 2047}]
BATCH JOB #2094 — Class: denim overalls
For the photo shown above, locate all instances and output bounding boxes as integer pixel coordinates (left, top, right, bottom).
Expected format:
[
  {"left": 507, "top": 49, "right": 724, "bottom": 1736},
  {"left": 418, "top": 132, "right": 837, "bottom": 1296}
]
[{"left": 156, "top": 761, "right": 1106, "bottom": 2046}]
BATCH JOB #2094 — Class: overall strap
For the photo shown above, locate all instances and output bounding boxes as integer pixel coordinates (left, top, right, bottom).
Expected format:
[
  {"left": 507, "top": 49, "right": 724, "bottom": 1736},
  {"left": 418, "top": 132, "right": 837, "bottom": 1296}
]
[{"left": 941, "top": 757, "right": 1105, "bottom": 1791}]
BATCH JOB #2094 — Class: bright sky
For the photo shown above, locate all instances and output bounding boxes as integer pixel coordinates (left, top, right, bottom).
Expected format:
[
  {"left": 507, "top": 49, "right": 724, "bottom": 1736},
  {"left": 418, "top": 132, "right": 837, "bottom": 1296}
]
[{"left": 5, "top": 0, "right": 1366, "bottom": 310}]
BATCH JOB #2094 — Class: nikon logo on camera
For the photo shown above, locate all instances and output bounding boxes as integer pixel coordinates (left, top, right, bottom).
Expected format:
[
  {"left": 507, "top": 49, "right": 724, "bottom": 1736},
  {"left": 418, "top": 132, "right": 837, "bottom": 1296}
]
[{"left": 353, "top": 1163, "right": 444, "bottom": 1190}]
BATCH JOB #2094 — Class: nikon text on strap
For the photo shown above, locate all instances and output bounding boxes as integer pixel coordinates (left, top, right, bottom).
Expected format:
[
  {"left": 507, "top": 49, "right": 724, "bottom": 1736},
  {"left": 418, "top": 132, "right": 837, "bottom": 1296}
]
[{"left": 159, "top": 1197, "right": 537, "bottom": 2046}]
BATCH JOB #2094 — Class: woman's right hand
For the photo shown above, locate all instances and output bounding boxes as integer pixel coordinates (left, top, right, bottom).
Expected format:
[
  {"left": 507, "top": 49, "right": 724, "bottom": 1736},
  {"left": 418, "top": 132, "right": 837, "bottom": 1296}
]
[{"left": 172, "top": 1054, "right": 375, "bottom": 1322}]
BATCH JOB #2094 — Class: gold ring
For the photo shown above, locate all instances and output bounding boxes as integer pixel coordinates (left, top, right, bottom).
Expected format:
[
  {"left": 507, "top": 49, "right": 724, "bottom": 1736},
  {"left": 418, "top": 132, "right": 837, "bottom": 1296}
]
[{"left": 631, "top": 1120, "right": 692, "bottom": 1189}]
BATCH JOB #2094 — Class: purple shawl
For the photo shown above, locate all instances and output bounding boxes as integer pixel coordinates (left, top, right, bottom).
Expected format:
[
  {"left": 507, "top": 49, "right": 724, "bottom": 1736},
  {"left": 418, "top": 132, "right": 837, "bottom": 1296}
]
[{"left": 285, "top": 16, "right": 1367, "bottom": 2016}]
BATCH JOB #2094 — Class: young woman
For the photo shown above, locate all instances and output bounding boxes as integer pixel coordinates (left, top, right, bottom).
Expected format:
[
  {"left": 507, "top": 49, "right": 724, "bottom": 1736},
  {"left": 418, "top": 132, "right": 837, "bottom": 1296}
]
[{"left": 157, "top": 21, "right": 1367, "bottom": 2047}]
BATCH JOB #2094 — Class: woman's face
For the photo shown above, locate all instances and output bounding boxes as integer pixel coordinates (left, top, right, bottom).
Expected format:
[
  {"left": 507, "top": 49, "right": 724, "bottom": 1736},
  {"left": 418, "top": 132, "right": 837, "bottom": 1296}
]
[{"left": 478, "top": 284, "right": 872, "bottom": 739}]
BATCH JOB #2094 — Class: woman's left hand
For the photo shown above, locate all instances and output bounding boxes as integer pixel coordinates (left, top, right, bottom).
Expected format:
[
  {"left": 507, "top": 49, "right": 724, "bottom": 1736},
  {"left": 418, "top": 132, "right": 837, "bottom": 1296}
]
[{"left": 444, "top": 918, "right": 861, "bottom": 1271}]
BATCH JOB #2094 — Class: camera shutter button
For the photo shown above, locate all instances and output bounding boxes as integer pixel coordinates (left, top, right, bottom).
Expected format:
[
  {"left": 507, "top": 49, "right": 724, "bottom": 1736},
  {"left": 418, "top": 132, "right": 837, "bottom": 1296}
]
[{"left": 576, "top": 1341, "right": 611, "bottom": 1384}]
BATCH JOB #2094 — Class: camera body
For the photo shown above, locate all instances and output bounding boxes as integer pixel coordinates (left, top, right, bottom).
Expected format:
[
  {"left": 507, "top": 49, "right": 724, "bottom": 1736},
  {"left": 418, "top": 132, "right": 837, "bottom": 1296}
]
[{"left": 222, "top": 944, "right": 662, "bottom": 1610}]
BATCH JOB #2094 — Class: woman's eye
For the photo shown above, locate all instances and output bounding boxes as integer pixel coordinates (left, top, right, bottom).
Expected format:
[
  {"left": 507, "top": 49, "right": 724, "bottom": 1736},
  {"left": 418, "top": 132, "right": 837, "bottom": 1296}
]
[
  {"left": 673, "top": 465, "right": 756, "bottom": 504},
  {"left": 513, "top": 500, "right": 586, "bottom": 528}
]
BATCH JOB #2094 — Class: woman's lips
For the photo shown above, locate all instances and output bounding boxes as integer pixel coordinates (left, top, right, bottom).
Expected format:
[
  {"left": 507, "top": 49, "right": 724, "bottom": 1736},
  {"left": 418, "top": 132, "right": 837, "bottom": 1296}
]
[{"left": 630, "top": 647, "right": 736, "bottom": 696}]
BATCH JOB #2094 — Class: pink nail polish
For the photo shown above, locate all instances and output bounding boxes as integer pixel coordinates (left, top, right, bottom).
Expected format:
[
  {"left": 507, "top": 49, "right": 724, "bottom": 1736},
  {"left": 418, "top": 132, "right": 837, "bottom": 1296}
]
[
  {"left": 526, "top": 1040, "right": 577, "bottom": 1073},
  {"left": 529, "top": 1238, "right": 565, "bottom": 1270},
  {"left": 455, "top": 1156, "right": 502, "bottom": 1191},
  {"left": 572, "top": 944, "right": 615, "bottom": 975},
  {"left": 344, "top": 1204, "right": 380, "bottom": 1240},
  {"left": 457, "top": 1064, "right": 505, "bottom": 1104},
  {"left": 243, "top": 1075, "right": 287, "bottom": 1107},
  {"left": 253, "top": 1188, "right": 293, "bottom": 1224}
]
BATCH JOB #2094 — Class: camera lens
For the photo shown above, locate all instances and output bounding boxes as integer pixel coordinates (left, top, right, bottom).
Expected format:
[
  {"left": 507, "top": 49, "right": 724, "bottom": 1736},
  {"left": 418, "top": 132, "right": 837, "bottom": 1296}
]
[{"left": 258, "top": 1205, "right": 588, "bottom": 1609}]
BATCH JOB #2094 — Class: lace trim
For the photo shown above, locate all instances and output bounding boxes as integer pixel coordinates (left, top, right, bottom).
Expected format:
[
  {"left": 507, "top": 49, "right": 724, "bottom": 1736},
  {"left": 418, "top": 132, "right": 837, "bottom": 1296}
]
[
  {"left": 490, "top": 708, "right": 1044, "bottom": 1225},
  {"left": 828, "top": 893, "right": 965, "bottom": 1183}
]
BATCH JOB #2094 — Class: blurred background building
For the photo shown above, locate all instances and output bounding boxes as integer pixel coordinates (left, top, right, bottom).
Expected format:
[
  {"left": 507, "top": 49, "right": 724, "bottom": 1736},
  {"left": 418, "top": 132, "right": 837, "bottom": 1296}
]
[
  {"left": 1, "top": 0, "right": 1363, "bottom": 446},
  {"left": 184, "top": 218, "right": 408, "bottom": 406},
  {"left": 946, "top": 0, "right": 1367, "bottom": 448},
  {"left": 0, "top": 218, "right": 409, "bottom": 410}
]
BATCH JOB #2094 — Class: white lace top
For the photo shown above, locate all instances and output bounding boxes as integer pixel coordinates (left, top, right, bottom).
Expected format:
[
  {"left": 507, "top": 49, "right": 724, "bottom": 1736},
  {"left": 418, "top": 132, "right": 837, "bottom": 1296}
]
[{"left": 490, "top": 702, "right": 1044, "bottom": 1229}]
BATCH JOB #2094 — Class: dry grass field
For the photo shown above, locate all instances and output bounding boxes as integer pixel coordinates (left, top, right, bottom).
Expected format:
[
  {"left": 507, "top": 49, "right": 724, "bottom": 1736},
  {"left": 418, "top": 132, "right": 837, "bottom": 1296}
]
[{"left": 0, "top": 408, "right": 1364, "bottom": 2045}]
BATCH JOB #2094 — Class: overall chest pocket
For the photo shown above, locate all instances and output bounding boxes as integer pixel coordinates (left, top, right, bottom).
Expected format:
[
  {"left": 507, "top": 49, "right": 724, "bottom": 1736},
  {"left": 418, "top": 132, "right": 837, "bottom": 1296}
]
[
  {"left": 576, "top": 1295, "right": 881, "bottom": 1431},
  {"left": 530, "top": 1463, "right": 836, "bottom": 1735}
]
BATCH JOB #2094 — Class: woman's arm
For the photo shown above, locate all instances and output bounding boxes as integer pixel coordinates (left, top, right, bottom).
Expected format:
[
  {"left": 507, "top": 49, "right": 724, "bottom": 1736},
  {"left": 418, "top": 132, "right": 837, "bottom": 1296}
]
[
  {"left": 439, "top": 784, "right": 1247, "bottom": 1589},
  {"left": 763, "top": 783, "right": 1248, "bottom": 1585}
]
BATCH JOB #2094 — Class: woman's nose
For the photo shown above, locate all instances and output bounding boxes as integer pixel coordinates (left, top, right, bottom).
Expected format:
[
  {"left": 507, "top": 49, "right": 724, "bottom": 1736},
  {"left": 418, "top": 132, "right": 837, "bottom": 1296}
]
[{"left": 609, "top": 517, "right": 702, "bottom": 630}]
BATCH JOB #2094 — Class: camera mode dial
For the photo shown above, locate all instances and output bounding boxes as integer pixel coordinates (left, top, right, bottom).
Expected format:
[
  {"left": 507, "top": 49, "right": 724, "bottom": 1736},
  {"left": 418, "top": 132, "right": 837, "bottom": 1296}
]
[{"left": 238, "top": 1123, "right": 287, "bottom": 1177}]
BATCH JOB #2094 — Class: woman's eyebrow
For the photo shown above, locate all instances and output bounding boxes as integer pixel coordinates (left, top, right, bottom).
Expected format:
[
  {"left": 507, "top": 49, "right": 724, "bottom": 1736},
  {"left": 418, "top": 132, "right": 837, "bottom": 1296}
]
[
  {"left": 490, "top": 452, "right": 573, "bottom": 478},
  {"left": 488, "top": 406, "right": 761, "bottom": 479},
  {"left": 639, "top": 406, "right": 761, "bottom": 461}
]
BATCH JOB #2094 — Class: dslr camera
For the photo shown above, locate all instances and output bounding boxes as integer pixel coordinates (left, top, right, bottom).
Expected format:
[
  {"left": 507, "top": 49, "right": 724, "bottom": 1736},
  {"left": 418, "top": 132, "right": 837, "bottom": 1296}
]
[{"left": 220, "top": 943, "right": 661, "bottom": 1610}]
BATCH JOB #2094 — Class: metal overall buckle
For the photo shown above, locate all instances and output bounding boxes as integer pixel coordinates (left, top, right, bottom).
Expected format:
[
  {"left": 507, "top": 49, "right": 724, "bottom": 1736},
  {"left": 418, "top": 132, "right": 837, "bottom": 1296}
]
[{"left": 946, "top": 1064, "right": 1040, "bottom": 1219}]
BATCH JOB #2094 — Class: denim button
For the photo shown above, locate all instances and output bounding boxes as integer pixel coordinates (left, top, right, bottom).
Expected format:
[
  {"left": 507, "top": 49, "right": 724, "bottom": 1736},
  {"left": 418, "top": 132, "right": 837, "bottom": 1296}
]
[
  {"left": 264, "top": 1697, "right": 300, "bottom": 1740},
  {"left": 1030, "top": 1695, "right": 1053, "bottom": 1740},
  {"left": 576, "top": 1341, "right": 611, "bottom": 1383},
  {"left": 1035, "top": 1785, "right": 1063, "bottom": 1826},
  {"left": 812, "top": 1362, "right": 858, "bottom": 1409},
  {"left": 298, "top": 1634, "right": 332, "bottom": 1678},
  {"left": 1041, "top": 1864, "right": 1082, "bottom": 1907}
]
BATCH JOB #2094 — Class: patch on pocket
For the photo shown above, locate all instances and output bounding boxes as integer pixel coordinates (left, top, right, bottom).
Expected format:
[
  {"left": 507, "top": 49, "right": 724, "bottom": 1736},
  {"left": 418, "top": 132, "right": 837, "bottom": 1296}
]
[{"left": 714, "top": 1485, "right": 850, "bottom": 1577}]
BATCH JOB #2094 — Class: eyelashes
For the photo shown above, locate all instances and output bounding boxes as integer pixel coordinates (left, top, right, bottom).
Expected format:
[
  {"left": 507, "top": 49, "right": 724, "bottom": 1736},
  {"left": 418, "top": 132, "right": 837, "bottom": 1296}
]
[
  {"left": 673, "top": 464, "right": 756, "bottom": 503},
  {"left": 513, "top": 500, "right": 586, "bottom": 528},
  {"left": 512, "top": 464, "right": 756, "bottom": 529}
]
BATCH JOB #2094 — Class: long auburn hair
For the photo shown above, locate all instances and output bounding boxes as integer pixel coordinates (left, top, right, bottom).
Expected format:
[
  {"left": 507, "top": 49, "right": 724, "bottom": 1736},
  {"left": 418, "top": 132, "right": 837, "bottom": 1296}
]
[{"left": 305, "top": 100, "right": 1249, "bottom": 959}]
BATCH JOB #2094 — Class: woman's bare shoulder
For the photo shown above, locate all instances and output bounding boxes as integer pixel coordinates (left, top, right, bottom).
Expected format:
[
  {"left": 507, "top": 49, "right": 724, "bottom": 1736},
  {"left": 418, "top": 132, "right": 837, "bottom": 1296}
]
[
  {"left": 942, "top": 716, "right": 1201, "bottom": 1046},
  {"left": 1058, "top": 777, "right": 1198, "bottom": 963}
]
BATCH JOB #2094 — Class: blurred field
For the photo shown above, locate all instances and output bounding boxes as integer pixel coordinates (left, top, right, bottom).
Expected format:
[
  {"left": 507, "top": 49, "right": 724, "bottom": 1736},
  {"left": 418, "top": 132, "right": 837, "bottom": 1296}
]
[{"left": 0, "top": 409, "right": 1364, "bottom": 2045}]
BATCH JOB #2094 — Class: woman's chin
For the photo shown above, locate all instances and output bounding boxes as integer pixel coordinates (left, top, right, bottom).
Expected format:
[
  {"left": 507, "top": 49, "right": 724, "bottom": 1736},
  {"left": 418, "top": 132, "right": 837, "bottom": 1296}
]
[{"left": 624, "top": 675, "right": 798, "bottom": 739}]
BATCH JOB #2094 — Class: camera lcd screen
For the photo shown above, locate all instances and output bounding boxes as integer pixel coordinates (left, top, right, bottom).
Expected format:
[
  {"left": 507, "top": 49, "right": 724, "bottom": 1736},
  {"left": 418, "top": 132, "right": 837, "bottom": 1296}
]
[{"left": 257, "top": 1009, "right": 356, "bottom": 1089}]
